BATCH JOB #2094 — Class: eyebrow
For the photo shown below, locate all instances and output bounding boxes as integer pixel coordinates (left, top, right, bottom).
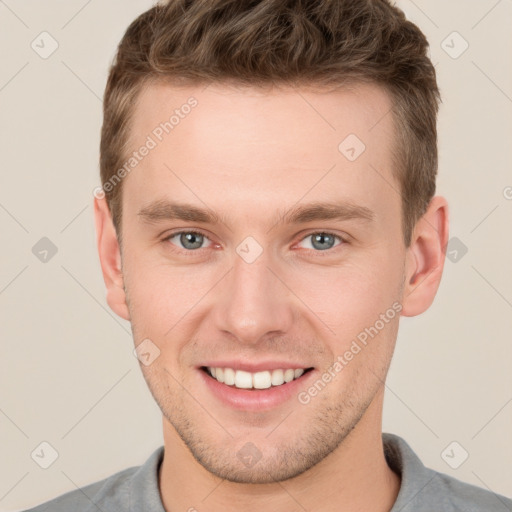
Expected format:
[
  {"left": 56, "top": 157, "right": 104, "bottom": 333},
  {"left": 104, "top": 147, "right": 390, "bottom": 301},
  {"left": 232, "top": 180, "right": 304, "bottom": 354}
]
[
  {"left": 279, "top": 201, "right": 374, "bottom": 225},
  {"left": 137, "top": 199, "right": 375, "bottom": 227},
  {"left": 138, "top": 200, "right": 221, "bottom": 224}
]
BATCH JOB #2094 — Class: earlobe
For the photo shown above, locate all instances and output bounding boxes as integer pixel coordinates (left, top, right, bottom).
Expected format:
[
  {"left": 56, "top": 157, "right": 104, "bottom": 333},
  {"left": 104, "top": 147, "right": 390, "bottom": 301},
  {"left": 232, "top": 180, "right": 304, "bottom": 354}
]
[
  {"left": 93, "top": 196, "right": 130, "bottom": 321},
  {"left": 401, "top": 196, "right": 449, "bottom": 317}
]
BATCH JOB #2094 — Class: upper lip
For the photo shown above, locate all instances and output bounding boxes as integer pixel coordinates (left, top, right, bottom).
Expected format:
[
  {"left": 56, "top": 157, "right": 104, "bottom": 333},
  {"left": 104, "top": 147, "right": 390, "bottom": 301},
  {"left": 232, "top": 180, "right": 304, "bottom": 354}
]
[{"left": 199, "top": 361, "right": 313, "bottom": 373}]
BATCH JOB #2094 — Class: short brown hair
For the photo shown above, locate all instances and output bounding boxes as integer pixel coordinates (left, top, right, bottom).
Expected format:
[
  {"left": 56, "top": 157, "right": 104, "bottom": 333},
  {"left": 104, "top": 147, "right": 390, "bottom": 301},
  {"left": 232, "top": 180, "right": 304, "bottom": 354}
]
[{"left": 100, "top": 0, "right": 440, "bottom": 247}]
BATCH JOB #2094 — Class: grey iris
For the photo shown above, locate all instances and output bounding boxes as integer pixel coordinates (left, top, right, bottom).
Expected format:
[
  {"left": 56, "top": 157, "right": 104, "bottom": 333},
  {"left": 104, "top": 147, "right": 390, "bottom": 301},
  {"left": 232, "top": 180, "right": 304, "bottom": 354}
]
[
  {"left": 311, "top": 233, "right": 336, "bottom": 250},
  {"left": 181, "top": 232, "right": 203, "bottom": 249}
]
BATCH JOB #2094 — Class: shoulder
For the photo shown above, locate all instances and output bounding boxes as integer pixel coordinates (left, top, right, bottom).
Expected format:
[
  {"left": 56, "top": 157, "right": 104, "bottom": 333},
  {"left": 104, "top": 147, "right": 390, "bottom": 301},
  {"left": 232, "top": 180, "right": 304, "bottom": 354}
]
[
  {"left": 21, "top": 466, "right": 136, "bottom": 512},
  {"left": 21, "top": 446, "right": 165, "bottom": 512},
  {"left": 425, "top": 470, "right": 512, "bottom": 511},
  {"left": 384, "top": 433, "right": 512, "bottom": 512}
]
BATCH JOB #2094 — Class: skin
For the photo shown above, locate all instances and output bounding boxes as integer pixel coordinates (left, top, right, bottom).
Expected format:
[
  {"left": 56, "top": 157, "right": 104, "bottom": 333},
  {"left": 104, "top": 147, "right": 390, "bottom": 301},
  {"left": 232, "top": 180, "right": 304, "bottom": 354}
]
[{"left": 94, "top": 81, "right": 449, "bottom": 512}]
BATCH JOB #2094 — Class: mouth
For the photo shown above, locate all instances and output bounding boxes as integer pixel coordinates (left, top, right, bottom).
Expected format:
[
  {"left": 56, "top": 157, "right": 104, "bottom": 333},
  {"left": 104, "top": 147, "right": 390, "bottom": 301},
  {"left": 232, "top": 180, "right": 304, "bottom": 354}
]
[{"left": 200, "top": 366, "right": 314, "bottom": 390}]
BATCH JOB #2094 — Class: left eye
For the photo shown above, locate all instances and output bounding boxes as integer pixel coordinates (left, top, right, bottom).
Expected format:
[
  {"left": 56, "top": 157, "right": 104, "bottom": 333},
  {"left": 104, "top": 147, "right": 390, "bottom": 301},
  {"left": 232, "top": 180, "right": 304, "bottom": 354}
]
[
  {"left": 297, "top": 232, "right": 342, "bottom": 251},
  {"left": 165, "top": 231, "right": 212, "bottom": 250}
]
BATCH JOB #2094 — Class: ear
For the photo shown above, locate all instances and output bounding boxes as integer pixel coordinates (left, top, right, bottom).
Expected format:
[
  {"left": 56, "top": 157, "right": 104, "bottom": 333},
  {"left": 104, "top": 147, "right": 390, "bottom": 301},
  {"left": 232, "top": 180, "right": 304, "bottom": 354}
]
[
  {"left": 401, "top": 195, "right": 449, "bottom": 317},
  {"left": 93, "top": 196, "right": 130, "bottom": 321}
]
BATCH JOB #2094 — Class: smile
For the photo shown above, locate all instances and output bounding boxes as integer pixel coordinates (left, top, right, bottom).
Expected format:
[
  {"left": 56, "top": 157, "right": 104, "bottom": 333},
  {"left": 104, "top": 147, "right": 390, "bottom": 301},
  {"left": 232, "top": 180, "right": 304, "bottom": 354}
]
[{"left": 202, "top": 366, "right": 313, "bottom": 390}]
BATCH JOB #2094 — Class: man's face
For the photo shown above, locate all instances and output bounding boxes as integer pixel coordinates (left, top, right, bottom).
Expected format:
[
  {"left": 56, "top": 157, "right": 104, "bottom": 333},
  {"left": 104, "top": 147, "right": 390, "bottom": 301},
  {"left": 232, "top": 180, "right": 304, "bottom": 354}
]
[{"left": 118, "top": 82, "right": 407, "bottom": 483}]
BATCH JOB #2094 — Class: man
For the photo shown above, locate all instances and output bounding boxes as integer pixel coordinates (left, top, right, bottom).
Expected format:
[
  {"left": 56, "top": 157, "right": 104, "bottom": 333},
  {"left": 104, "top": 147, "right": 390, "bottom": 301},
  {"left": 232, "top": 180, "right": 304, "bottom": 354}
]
[{"left": 24, "top": 0, "right": 512, "bottom": 511}]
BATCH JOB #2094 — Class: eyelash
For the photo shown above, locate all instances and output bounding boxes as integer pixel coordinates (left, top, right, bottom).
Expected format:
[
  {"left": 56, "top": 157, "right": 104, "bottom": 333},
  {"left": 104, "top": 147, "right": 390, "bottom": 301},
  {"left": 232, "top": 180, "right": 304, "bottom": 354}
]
[{"left": 161, "top": 229, "right": 346, "bottom": 255}]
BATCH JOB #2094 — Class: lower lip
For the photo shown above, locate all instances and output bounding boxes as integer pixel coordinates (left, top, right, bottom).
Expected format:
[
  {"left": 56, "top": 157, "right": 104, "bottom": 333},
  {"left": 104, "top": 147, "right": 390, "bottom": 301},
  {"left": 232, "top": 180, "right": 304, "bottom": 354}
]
[{"left": 199, "top": 369, "right": 315, "bottom": 412}]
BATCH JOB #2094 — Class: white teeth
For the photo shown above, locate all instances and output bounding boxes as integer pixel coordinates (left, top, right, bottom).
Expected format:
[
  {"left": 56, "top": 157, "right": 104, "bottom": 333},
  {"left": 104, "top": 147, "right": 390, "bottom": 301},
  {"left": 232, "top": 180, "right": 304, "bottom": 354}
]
[
  {"left": 271, "top": 369, "right": 285, "bottom": 386},
  {"left": 294, "top": 369, "right": 304, "bottom": 379},
  {"left": 234, "top": 370, "right": 253, "bottom": 389},
  {"left": 224, "top": 367, "right": 235, "bottom": 386},
  {"left": 284, "top": 369, "right": 295, "bottom": 383},
  {"left": 207, "top": 366, "right": 307, "bottom": 389},
  {"left": 253, "top": 371, "right": 272, "bottom": 389}
]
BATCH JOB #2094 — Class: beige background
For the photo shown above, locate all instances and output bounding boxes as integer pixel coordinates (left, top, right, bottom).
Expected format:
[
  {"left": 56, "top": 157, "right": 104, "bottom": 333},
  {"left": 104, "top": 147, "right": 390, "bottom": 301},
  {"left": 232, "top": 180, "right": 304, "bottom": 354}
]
[{"left": 1, "top": 1, "right": 511, "bottom": 510}]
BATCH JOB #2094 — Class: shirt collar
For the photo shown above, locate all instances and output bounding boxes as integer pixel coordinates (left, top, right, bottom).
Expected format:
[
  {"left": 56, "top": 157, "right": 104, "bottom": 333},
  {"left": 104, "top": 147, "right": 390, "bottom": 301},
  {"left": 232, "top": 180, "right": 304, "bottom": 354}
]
[
  {"left": 128, "top": 433, "right": 430, "bottom": 511},
  {"left": 129, "top": 445, "right": 166, "bottom": 512},
  {"left": 384, "top": 432, "right": 437, "bottom": 511}
]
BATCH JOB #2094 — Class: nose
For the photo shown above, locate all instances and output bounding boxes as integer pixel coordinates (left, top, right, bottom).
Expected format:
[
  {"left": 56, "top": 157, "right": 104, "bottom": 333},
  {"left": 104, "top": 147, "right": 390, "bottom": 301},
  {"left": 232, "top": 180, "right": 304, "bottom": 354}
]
[{"left": 212, "top": 244, "right": 295, "bottom": 345}]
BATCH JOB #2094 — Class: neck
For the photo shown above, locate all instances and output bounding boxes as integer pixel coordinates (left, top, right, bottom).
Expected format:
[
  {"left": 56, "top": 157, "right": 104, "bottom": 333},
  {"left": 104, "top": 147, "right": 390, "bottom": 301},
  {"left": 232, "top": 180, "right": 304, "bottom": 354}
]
[{"left": 159, "top": 391, "right": 400, "bottom": 512}]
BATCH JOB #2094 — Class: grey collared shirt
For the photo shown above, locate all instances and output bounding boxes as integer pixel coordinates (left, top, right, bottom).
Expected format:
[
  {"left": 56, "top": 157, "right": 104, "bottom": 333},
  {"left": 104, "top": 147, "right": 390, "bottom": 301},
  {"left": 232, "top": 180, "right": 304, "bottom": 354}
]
[{"left": 21, "top": 433, "right": 512, "bottom": 511}]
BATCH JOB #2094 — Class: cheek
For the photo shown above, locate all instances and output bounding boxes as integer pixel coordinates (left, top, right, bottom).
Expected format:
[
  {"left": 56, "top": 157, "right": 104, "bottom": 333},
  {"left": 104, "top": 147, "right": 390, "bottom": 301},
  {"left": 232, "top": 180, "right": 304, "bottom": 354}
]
[
  {"left": 289, "top": 249, "right": 404, "bottom": 336},
  {"left": 122, "top": 248, "right": 217, "bottom": 338}
]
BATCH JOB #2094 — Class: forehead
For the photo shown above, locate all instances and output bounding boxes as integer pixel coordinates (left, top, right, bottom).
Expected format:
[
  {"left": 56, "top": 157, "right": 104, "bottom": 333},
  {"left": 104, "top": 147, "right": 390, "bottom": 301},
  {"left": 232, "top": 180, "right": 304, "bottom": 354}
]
[
  {"left": 122, "top": 80, "right": 398, "bottom": 228},
  {"left": 129, "top": 80, "right": 394, "bottom": 159}
]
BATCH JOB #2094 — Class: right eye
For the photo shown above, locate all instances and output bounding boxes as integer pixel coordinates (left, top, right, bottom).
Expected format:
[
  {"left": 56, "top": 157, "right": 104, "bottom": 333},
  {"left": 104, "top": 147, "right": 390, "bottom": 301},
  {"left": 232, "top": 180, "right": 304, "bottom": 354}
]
[{"left": 162, "top": 230, "right": 213, "bottom": 251}]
